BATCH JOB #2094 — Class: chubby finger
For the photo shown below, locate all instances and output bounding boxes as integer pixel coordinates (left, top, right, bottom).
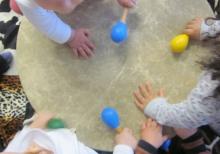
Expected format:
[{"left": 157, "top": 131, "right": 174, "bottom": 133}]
[
  {"left": 134, "top": 99, "right": 144, "bottom": 110},
  {"left": 139, "top": 84, "right": 148, "bottom": 98},
  {"left": 185, "top": 24, "right": 195, "bottom": 29},
  {"left": 73, "top": 48, "right": 79, "bottom": 57},
  {"left": 193, "top": 17, "right": 202, "bottom": 21},
  {"left": 134, "top": 91, "right": 146, "bottom": 104},
  {"left": 145, "top": 82, "right": 153, "bottom": 94},
  {"left": 85, "top": 39, "right": 95, "bottom": 52},
  {"left": 186, "top": 20, "right": 196, "bottom": 26},
  {"left": 78, "top": 47, "right": 89, "bottom": 59},
  {"left": 82, "top": 44, "right": 93, "bottom": 57},
  {"left": 183, "top": 29, "right": 194, "bottom": 35}
]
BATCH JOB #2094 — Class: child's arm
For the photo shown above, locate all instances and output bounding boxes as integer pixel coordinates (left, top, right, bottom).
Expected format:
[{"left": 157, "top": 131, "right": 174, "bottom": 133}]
[
  {"left": 133, "top": 72, "right": 220, "bottom": 128},
  {"left": 16, "top": 0, "right": 72, "bottom": 44},
  {"left": 183, "top": 17, "right": 220, "bottom": 40},
  {"left": 135, "top": 119, "right": 167, "bottom": 154},
  {"left": 16, "top": 0, "right": 95, "bottom": 58},
  {"left": 29, "top": 112, "right": 54, "bottom": 128},
  {"left": 113, "top": 128, "right": 137, "bottom": 154}
]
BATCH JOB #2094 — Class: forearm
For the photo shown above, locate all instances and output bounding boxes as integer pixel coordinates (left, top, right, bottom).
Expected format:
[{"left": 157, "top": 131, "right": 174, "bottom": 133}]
[
  {"left": 144, "top": 97, "right": 214, "bottom": 128},
  {"left": 17, "top": 0, "right": 72, "bottom": 44}
]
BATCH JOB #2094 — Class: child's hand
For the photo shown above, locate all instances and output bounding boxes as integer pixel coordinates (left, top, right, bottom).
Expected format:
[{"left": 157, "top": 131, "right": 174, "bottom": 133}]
[
  {"left": 141, "top": 119, "right": 168, "bottom": 148},
  {"left": 117, "top": 0, "right": 137, "bottom": 8},
  {"left": 133, "top": 82, "right": 164, "bottom": 111},
  {"left": 183, "top": 17, "right": 203, "bottom": 40},
  {"left": 30, "top": 112, "right": 54, "bottom": 128},
  {"left": 68, "top": 28, "right": 95, "bottom": 59},
  {"left": 115, "top": 128, "right": 137, "bottom": 149}
]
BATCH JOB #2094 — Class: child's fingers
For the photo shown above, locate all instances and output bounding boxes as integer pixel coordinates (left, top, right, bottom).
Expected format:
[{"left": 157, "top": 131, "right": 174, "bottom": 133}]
[
  {"left": 185, "top": 24, "right": 195, "bottom": 29},
  {"left": 85, "top": 39, "right": 95, "bottom": 52},
  {"left": 134, "top": 91, "right": 145, "bottom": 104},
  {"left": 73, "top": 49, "right": 79, "bottom": 57},
  {"left": 183, "top": 29, "right": 194, "bottom": 35},
  {"left": 139, "top": 84, "right": 148, "bottom": 97},
  {"left": 193, "top": 17, "right": 202, "bottom": 21},
  {"left": 82, "top": 44, "right": 93, "bottom": 57},
  {"left": 78, "top": 47, "right": 89, "bottom": 59},
  {"left": 134, "top": 99, "right": 144, "bottom": 109},
  {"left": 145, "top": 81, "right": 153, "bottom": 94}
]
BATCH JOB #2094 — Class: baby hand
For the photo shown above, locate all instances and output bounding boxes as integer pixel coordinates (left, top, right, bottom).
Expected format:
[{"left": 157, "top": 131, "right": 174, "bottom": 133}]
[
  {"left": 183, "top": 17, "right": 203, "bottom": 40},
  {"left": 141, "top": 119, "right": 168, "bottom": 148},
  {"left": 117, "top": 0, "right": 137, "bottom": 8},
  {"left": 68, "top": 28, "right": 95, "bottom": 59},
  {"left": 30, "top": 112, "right": 54, "bottom": 128},
  {"left": 133, "top": 82, "right": 164, "bottom": 111},
  {"left": 115, "top": 128, "right": 137, "bottom": 149}
]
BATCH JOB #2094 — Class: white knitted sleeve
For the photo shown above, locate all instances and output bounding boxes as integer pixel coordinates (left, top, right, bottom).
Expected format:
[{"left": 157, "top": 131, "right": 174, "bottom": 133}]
[
  {"left": 200, "top": 18, "right": 220, "bottom": 40},
  {"left": 144, "top": 72, "right": 220, "bottom": 128}
]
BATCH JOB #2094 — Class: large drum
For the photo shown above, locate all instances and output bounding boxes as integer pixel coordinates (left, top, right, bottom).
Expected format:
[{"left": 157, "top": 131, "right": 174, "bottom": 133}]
[{"left": 17, "top": 0, "right": 212, "bottom": 151}]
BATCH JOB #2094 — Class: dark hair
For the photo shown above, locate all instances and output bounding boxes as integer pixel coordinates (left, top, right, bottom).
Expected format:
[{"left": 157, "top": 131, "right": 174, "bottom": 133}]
[{"left": 200, "top": 48, "right": 220, "bottom": 97}]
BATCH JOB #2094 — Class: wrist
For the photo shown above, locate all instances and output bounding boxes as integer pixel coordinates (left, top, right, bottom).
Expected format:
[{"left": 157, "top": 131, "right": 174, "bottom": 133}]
[
  {"left": 144, "top": 97, "right": 166, "bottom": 116},
  {"left": 67, "top": 29, "right": 75, "bottom": 43}
]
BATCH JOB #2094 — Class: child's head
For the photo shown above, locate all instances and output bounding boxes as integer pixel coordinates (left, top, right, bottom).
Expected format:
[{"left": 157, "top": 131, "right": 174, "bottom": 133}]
[{"left": 35, "top": 0, "right": 83, "bottom": 14}]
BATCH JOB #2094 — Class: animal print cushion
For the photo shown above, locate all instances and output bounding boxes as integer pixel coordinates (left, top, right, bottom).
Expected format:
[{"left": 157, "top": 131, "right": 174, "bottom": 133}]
[{"left": 0, "top": 75, "right": 32, "bottom": 148}]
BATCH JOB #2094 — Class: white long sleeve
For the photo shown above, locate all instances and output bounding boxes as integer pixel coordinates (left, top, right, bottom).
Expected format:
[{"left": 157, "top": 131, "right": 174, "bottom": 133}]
[
  {"left": 113, "top": 145, "right": 134, "bottom": 154},
  {"left": 16, "top": 0, "right": 72, "bottom": 44},
  {"left": 144, "top": 71, "right": 220, "bottom": 134}
]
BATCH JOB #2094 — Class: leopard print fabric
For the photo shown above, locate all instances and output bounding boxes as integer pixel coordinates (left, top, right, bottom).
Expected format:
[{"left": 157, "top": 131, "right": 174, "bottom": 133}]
[{"left": 0, "top": 75, "right": 30, "bottom": 147}]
